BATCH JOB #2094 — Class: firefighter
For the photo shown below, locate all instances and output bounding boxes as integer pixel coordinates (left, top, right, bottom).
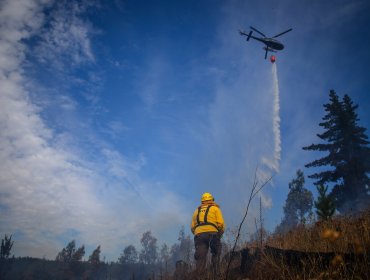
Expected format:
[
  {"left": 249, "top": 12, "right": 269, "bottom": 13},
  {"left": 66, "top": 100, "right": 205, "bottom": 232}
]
[{"left": 191, "top": 192, "right": 225, "bottom": 276}]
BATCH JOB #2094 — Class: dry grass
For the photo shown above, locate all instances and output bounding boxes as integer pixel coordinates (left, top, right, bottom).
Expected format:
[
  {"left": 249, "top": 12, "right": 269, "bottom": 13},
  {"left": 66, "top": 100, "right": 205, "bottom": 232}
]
[
  {"left": 267, "top": 209, "right": 370, "bottom": 254},
  {"left": 252, "top": 208, "right": 370, "bottom": 280},
  {"left": 170, "top": 209, "right": 370, "bottom": 280}
]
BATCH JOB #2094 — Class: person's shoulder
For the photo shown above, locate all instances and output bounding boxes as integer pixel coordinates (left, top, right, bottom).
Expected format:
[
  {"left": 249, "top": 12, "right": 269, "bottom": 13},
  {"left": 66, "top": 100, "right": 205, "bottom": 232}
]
[{"left": 210, "top": 203, "right": 221, "bottom": 211}]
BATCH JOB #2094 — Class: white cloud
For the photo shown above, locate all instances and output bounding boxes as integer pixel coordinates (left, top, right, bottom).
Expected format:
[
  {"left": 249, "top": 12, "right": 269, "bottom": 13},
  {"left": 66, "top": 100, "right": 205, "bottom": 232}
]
[
  {"left": 0, "top": 0, "right": 48, "bottom": 73},
  {"left": 0, "top": 0, "right": 187, "bottom": 260},
  {"left": 35, "top": 0, "right": 95, "bottom": 68},
  {"left": 102, "top": 148, "right": 146, "bottom": 180}
]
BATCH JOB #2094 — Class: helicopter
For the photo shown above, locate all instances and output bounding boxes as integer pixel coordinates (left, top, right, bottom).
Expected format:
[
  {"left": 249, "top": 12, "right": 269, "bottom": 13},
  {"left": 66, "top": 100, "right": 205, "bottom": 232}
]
[{"left": 239, "top": 26, "right": 292, "bottom": 59}]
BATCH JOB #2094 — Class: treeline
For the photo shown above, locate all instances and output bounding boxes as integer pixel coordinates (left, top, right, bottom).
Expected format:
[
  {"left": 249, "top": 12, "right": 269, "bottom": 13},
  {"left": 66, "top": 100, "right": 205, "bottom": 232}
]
[
  {"left": 275, "top": 90, "right": 370, "bottom": 234},
  {"left": 0, "top": 227, "right": 194, "bottom": 280}
]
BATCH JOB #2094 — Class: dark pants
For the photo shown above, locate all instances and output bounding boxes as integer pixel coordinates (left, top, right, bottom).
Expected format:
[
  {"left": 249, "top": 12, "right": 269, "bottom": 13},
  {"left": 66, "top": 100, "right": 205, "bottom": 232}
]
[{"left": 194, "top": 232, "right": 221, "bottom": 276}]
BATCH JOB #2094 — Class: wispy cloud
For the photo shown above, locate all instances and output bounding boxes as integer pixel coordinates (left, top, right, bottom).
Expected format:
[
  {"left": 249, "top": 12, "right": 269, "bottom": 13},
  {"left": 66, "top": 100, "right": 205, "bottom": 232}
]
[
  {"left": 0, "top": 0, "right": 46, "bottom": 72},
  {"left": 0, "top": 0, "right": 186, "bottom": 260},
  {"left": 35, "top": 0, "right": 95, "bottom": 67},
  {"left": 135, "top": 54, "right": 170, "bottom": 109}
]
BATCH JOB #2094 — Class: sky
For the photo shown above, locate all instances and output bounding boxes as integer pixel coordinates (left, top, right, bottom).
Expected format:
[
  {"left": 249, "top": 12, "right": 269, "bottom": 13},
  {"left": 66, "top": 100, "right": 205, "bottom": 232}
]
[{"left": 1, "top": 0, "right": 370, "bottom": 261}]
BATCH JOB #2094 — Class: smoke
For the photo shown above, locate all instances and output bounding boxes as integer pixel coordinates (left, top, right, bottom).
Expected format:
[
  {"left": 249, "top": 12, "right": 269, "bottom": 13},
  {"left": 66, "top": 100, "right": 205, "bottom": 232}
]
[{"left": 271, "top": 62, "right": 281, "bottom": 172}]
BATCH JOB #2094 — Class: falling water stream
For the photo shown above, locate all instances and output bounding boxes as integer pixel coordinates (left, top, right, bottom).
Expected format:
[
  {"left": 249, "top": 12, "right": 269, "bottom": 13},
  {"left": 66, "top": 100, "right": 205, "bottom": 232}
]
[{"left": 271, "top": 62, "right": 281, "bottom": 172}]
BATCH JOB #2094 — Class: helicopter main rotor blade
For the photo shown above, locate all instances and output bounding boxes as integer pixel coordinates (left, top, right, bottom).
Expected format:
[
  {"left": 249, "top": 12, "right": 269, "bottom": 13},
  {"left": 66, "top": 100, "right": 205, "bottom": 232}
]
[
  {"left": 272, "top": 28, "right": 293, "bottom": 38},
  {"left": 250, "top": 26, "right": 266, "bottom": 37}
]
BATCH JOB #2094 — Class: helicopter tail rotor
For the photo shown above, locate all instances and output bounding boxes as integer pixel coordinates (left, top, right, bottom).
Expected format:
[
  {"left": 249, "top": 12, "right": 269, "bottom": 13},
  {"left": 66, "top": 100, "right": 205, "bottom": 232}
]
[
  {"left": 239, "top": 30, "right": 253, "bottom": 41},
  {"left": 247, "top": 30, "right": 252, "bottom": 41}
]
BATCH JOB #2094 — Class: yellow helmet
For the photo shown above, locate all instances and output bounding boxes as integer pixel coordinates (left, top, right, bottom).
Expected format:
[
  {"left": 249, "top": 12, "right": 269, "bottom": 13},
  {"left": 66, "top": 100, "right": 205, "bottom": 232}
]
[{"left": 201, "top": 192, "right": 214, "bottom": 202}]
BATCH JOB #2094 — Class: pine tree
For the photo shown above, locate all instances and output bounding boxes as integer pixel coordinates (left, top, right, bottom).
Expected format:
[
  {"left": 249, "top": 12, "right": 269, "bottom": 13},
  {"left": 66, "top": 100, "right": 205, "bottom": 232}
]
[
  {"left": 88, "top": 245, "right": 103, "bottom": 279},
  {"left": 0, "top": 235, "right": 14, "bottom": 279},
  {"left": 70, "top": 245, "right": 85, "bottom": 276},
  {"left": 56, "top": 240, "right": 76, "bottom": 262},
  {"left": 0, "top": 235, "right": 13, "bottom": 259},
  {"left": 275, "top": 170, "right": 313, "bottom": 233},
  {"left": 88, "top": 245, "right": 101, "bottom": 266},
  {"left": 56, "top": 240, "right": 85, "bottom": 277},
  {"left": 303, "top": 90, "right": 370, "bottom": 212},
  {"left": 315, "top": 185, "right": 335, "bottom": 220}
]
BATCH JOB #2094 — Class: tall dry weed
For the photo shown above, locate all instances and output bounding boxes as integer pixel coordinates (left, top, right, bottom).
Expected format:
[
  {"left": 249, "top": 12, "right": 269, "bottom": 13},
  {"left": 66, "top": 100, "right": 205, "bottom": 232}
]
[
  {"left": 254, "top": 208, "right": 370, "bottom": 279},
  {"left": 267, "top": 209, "right": 370, "bottom": 254}
]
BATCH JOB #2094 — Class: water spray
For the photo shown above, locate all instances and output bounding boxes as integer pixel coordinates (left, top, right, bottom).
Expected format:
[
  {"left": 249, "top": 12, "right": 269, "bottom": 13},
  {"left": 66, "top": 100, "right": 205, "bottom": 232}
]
[{"left": 271, "top": 62, "right": 281, "bottom": 172}]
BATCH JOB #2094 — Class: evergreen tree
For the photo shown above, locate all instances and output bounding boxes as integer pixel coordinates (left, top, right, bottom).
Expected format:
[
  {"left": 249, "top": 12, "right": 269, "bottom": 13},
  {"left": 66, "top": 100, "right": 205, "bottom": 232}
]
[
  {"left": 70, "top": 245, "right": 85, "bottom": 276},
  {"left": 88, "top": 245, "right": 104, "bottom": 280},
  {"left": 0, "top": 235, "right": 14, "bottom": 279},
  {"left": 71, "top": 245, "right": 85, "bottom": 262},
  {"left": 55, "top": 240, "right": 85, "bottom": 263},
  {"left": 0, "top": 235, "right": 13, "bottom": 259},
  {"left": 55, "top": 240, "right": 85, "bottom": 277},
  {"left": 275, "top": 170, "right": 313, "bottom": 233},
  {"left": 88, "top": 245, "right": 101, "bottom": 266},
  {"left": 56, "top": 240, "right": 76, "bottom": 262},
  {"left": 303, "top": 90, "right": 370, "bottom": 212},
  {"left": 315, "top": 185, "right": 335, "bottom": 220}
]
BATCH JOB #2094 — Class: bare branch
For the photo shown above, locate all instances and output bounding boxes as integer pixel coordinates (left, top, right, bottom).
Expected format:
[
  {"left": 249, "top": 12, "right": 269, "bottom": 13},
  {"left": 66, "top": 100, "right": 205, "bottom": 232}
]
[{"left": 225, "top": 167, "right": 273, "bottom": 280}]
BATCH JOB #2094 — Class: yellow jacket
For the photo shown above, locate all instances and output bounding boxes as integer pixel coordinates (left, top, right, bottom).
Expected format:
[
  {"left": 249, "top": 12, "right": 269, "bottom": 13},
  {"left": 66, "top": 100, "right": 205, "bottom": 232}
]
[{"left": 191, "top": 201, "right": 225, "bottom": 236}]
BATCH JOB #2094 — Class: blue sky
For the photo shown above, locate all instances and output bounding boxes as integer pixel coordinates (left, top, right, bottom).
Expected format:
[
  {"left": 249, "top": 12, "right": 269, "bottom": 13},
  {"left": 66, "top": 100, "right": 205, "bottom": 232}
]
[{"left": 1, "top": 0, "right": 369, "bottom": 260}]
